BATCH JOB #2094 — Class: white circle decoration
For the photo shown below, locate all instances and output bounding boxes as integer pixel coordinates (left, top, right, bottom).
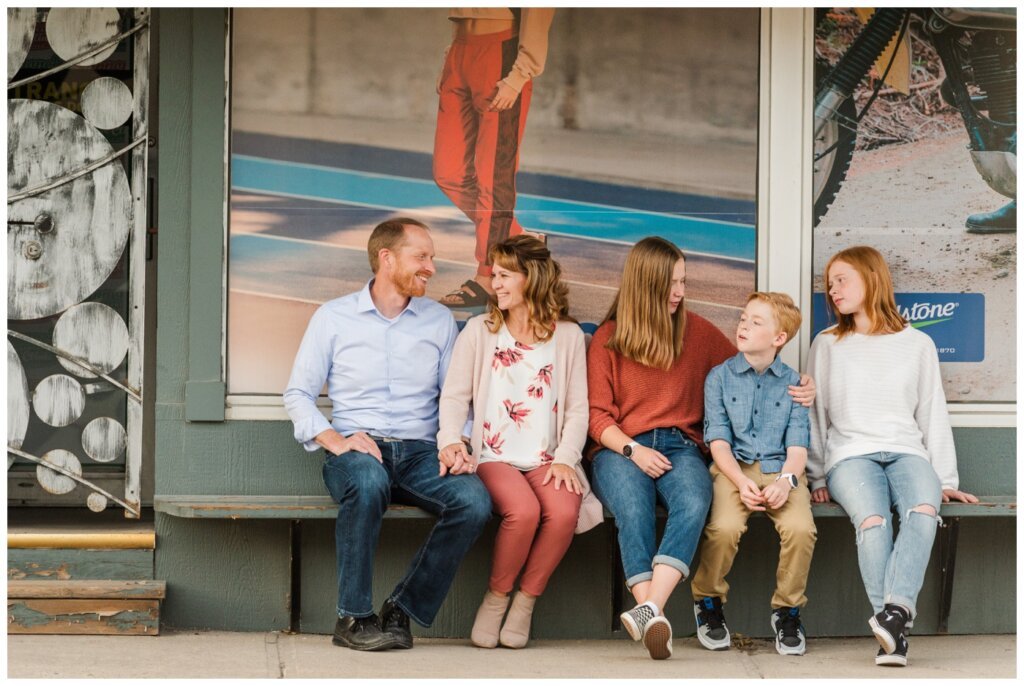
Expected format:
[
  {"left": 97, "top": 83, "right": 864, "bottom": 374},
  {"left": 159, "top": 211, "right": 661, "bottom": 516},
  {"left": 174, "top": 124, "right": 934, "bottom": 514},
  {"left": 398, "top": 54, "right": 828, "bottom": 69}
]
[
  {"left": 45, "top": 8, "right": 121, "bottom": 66},
  {"left": 8, "top": 341, "right": 30, "bottom": 451},
  {"left": 36, "top": 449, "right": 82, "bottom": 495},
  {"left": 87, "top": 492, "right": 109, "bottom": 512},
  {"left": 82, "top": 417, "right": 127, "bottom": 463},
  {"left": 32, "top": 374, "right": 86, "bottom": 427},
  {"left": 8, "top": 99, "right": 132, "bottom": 320},
  {"left": 8, "top": 8, "right": 37, "bottom": 80},
  {"left": 53, "top": 302, "right": 130, "bottom": 378},
  {"left": 81, "top": 77, "right": 133, "bottom": 130}
]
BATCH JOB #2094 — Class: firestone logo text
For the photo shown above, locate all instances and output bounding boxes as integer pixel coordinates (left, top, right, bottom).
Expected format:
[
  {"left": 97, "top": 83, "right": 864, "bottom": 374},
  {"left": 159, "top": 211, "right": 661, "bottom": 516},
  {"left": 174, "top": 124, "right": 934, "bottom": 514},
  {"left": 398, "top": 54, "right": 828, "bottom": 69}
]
[{"left": 899, "top": 301, "right": 959, "bottom": 329}]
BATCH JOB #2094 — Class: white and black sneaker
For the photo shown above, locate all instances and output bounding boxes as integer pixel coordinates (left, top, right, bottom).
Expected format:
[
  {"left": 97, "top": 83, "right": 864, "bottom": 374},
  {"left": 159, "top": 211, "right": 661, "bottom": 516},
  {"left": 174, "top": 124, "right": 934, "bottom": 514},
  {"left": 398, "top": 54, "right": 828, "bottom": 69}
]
[
  {"left": 693, "top": 597, "right": 731, "bottom": 650},
  {"left": 619, "top": 602, "right": 658, "bottom": 642},
  {"left": 875, "top": 633, "right": 908, "bottom": 667},
  {"left": 869, "top": 604, "right": 909, "bottom": 654},
  {"left": 770, "top": 607, "right": 807, "bottom": 656},
  {"left": 642, "top": 615, "right": 673, "bottom": 660}
]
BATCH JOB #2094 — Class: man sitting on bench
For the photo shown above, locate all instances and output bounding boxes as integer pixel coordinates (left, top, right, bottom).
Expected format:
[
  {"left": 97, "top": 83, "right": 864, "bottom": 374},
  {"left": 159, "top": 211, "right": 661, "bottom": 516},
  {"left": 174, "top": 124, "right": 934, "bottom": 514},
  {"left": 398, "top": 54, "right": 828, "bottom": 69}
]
[{"left": 284, "top": 217, "right": 493, "bottom": 651}]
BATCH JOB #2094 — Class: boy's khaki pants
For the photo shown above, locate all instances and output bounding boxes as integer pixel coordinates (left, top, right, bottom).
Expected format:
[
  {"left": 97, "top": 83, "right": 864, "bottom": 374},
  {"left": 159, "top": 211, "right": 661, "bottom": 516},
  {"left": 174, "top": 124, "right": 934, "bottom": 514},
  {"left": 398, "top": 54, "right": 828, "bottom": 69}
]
[{"left": 691, "top": 460, "right": 817, "bottom": 609}]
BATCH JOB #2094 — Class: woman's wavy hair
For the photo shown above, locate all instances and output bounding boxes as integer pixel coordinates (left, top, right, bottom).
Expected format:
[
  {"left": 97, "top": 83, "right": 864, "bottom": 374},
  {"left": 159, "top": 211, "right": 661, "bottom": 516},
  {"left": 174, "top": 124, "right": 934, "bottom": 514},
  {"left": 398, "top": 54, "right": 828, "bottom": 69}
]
[
  {"left": 602, "top": 236, "right": 686, "bottom": 370},
  {"left": 486, "top": 235, "right": 573, "bottom": 341},
  {"left": 824, "top": 245, "right": 906, "bottom": 339}
]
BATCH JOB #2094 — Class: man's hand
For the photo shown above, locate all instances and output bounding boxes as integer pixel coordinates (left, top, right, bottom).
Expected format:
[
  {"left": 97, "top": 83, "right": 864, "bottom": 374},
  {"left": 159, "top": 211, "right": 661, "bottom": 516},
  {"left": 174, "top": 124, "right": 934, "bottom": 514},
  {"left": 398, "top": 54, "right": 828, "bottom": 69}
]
[
  {"left": 439, "top": 442, "right": 475, "bottom": 477},
  {"left": 811, "top": 487, "right": 831, "bottom": 503},
  {"left": 738, "top": 478, "right": 766, "bottom": 511},
  {"left": 630, "top": 445, "right": 673, "bottom": 479},
  {"left": 762, "top": 479, "right": 791, "bottom": 510},
  {"left": 542, "top": 463, "right": 582, "bottom": 494},
  {"left": 788, "top": 373, "right": 816, "bottom": 408},
  {"left": 488, "top": 80, "right": 518, "bottom": 111},
  {"left": 315, "top": 429, "right": 382, "bottom": 463}
]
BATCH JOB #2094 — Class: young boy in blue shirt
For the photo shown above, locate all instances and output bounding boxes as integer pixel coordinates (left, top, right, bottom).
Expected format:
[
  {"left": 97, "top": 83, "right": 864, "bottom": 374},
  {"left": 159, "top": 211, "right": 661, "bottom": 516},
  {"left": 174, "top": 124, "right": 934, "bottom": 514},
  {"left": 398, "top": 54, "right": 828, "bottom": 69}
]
[{"left": 691, "top": 292, "right": 815, "bottom": 656}]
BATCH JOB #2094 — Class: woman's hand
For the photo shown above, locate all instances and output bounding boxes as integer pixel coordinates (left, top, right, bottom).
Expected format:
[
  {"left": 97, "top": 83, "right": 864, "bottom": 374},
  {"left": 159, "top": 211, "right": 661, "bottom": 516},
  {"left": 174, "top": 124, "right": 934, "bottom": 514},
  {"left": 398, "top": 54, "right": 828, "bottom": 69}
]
[
  {"left": 542, "top": 463, "right": 582, "bottom": 494},
  {"left": 439, "top": 442, "right": 475, "bottom": 476},
  {"left": 811, "top": 486, "right": 831, "bottom": 503},
  {"left": 488, "top": 80, "right": 519, "bottom": 111},
  {"left": 788, "top": 373, "right": 816, "bottom": 408},
  {"left": 630, "top": 446, "right": 673, "bottom": 479},
  {"left": 942, "top": 488, "right": 979, "bottom": 504}
]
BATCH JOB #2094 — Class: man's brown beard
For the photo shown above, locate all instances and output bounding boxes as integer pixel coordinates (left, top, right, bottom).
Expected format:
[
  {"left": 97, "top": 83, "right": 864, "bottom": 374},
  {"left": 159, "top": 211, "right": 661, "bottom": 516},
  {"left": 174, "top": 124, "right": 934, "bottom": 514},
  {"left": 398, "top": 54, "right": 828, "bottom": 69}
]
[{"left": 393, "top": 267, "right": 428, "bottom": 298}]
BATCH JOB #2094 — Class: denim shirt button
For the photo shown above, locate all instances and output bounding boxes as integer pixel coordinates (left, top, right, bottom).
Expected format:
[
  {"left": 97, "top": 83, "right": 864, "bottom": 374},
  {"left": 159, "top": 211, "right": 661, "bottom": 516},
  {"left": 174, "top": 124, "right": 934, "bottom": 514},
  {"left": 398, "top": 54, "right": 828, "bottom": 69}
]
[
  {"left": 754, "top": 410, "right": 758, "bottom": 415},
  {"left": 776, "top": 402, "right": 781, "bottom": 406},
  {"left": 756, "top": 453, "right": 761, "bottom": 458}
]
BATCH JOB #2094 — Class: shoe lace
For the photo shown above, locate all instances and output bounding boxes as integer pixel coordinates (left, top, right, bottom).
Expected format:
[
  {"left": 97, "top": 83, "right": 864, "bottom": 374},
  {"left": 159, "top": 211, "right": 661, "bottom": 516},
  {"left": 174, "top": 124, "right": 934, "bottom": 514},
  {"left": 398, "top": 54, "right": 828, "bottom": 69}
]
[
  {"left": 699, "top": 599, "right": 725, "bottom": 631},
  {"left": 778, "top": 609, "right": 801, "bottom": 638}
]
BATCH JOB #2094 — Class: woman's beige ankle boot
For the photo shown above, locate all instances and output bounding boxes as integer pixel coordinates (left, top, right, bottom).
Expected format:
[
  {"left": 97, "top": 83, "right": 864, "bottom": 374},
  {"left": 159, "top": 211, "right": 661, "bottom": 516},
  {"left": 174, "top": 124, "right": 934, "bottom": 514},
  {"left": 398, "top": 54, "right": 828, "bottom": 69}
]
[
  {"left": 470, "top": 590, "right": 510, "bottom": 648},
  {"left": 499, "top": 591, "right": 537, "bottom": 649}
]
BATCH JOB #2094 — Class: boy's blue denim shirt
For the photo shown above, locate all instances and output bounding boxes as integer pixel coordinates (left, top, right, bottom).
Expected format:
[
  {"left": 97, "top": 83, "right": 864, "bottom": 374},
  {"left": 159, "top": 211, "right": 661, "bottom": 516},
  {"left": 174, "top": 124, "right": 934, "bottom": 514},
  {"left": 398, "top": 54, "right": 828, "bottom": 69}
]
[{"left": 703, "top": 352, "right": 809, "bottom": 473}]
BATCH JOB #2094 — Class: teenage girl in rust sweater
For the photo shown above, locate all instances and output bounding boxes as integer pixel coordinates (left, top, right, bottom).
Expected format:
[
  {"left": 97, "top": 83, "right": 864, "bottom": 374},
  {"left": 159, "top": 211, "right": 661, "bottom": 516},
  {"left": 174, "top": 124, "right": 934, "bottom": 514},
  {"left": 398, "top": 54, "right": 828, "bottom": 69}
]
[{"left": 587, "top": 237, "right": 814, "bottom": 660}]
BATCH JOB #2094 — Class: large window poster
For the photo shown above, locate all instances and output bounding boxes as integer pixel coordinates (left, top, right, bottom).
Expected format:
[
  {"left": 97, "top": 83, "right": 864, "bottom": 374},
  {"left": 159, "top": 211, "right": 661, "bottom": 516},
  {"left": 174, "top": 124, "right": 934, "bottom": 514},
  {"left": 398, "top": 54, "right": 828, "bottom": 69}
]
[
  {"left": 812, "top": 8, "right": 1016, "bottom": 403},
  {"left": 228, "top": 8, "right": 759, "bottom": 395}
]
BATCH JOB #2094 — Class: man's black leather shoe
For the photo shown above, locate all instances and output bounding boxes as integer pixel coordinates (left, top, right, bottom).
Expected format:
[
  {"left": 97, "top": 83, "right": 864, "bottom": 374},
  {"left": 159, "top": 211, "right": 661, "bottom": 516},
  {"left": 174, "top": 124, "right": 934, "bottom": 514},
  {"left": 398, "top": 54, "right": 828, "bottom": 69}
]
[
  {"left": 332, "top": 614, "right": 398, "bottom": 651},
  {"left": 966, "top": 200, "right": 1016, "bottom": 234},
  {"left": 380, "top": 598, "right": 414, "bottom": 649}
]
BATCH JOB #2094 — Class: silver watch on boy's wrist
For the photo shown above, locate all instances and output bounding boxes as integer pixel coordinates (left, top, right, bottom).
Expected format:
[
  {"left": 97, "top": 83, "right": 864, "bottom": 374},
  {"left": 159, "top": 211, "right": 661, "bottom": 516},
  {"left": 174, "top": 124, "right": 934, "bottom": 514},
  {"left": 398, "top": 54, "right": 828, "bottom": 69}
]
[
  {"left": 776, "top": 472, "right": 798, "bottom": 490},
  {"left": 622, "top": 442, "right": 640, "bottom": 460}
]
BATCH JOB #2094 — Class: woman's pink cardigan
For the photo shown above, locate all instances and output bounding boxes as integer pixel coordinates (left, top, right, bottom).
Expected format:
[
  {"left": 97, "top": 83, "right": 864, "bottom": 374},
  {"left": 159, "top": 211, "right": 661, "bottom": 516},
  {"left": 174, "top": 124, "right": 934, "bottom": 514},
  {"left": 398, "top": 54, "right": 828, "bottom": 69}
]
[{"left": 437, "top": 315, "right": 604, "bottom": 534}]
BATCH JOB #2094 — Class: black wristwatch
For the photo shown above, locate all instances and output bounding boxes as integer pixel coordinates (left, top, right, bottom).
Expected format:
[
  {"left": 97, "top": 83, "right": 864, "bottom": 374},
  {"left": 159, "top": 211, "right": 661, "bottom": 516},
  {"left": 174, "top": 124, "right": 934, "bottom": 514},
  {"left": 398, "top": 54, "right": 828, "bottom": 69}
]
[
  {"left": 622, "top": 442, "right": 640, "bottom": 460},
  {"left": 776, "top": 472, "right": 799, "bottom": 490}
]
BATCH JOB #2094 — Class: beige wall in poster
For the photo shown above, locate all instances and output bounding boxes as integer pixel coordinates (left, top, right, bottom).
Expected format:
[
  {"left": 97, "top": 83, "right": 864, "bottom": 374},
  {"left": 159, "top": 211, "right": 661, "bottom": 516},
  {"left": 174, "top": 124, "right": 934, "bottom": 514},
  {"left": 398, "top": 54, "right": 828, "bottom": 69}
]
[{"left": 232, "top": 8, "right": 759, "bottom": 143}]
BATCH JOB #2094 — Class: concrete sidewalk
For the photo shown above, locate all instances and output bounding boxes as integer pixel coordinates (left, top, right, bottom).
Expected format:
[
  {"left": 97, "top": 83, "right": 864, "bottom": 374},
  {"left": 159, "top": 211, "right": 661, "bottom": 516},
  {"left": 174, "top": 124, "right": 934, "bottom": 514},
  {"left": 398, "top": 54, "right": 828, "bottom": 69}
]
[{"left": 7, "top": 631, "right": 1016, "bottom": 679}]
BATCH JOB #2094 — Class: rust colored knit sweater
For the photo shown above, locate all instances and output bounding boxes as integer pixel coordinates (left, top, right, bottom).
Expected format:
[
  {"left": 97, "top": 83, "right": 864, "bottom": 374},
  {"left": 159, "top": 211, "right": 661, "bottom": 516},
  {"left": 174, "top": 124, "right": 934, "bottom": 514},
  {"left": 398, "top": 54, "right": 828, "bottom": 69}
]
[{"left": 587, "top": 313, "right": 736, "bottom": 455}]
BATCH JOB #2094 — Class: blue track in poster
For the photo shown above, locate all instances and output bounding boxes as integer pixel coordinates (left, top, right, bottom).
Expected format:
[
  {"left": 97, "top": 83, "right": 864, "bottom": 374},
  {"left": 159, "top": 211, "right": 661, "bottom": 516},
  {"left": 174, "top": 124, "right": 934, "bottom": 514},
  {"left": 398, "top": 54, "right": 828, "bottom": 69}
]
[{"left": 231, "top": 132, "right": 756, "bottom": 262}]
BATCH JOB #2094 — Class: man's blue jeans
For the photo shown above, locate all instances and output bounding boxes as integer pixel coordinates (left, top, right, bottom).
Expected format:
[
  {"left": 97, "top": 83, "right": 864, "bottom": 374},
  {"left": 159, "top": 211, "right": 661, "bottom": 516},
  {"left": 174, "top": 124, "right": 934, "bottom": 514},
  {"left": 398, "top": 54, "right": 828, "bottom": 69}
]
[
  {"left": 321, "top": 438, "right": 492, "bottom": 627},
  {"left": 826, "top": 451, "right": 942, "bottom": 620},
  {"left": 591, "top": 428, "right": 712, "bottom": 588}
]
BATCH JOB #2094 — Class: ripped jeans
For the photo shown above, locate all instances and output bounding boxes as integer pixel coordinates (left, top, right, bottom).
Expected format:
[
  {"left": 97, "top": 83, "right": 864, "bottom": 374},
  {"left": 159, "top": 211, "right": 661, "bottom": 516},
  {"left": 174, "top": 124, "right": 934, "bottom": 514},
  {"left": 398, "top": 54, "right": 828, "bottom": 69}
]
[{"left": 827, "top": 452, "right": 942, "bottom": 621}]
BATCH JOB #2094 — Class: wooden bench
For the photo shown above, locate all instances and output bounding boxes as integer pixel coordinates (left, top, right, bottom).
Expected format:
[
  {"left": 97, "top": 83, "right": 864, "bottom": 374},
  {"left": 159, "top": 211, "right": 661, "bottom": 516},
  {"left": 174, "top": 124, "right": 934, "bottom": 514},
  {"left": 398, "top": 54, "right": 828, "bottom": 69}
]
[{"left": 154, "top": 494, "right": 1013, "bottom": 633}]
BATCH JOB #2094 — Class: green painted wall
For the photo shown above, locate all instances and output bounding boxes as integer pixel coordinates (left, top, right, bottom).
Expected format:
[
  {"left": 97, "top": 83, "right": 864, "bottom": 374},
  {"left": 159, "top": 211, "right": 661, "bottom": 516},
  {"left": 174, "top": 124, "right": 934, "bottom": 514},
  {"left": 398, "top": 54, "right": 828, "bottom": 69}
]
[{"left": 154, "top": 8, "right": 1016, "bottom": 635}]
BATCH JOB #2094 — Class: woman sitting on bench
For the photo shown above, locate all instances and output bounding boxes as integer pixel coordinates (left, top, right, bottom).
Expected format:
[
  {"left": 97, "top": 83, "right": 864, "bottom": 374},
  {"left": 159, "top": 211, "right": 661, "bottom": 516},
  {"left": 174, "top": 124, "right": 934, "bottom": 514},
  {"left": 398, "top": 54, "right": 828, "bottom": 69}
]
[{"left": 437, "top": 235, "right": 602, "bottom": 649}]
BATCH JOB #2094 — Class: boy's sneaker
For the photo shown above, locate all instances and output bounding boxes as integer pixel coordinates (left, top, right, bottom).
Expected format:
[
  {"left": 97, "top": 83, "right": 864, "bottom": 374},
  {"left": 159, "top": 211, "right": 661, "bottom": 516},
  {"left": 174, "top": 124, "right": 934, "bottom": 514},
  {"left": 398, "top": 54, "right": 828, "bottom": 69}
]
[
  {"left": 868, "top": 604, "right": 909, "bottom": 654},
  {"left": 642, "top": 615, "right": 673, "bottom": 660},
  {"left": 875, "top": 633, "right": 909, "bottom": 667},
  {"left": 619, "top": 602, "right": 658, "bottom": 642},
  {"left": 693, "top": 597, "right": 731, "bottom": 651},
  {"left": 770, "top": 607, "right": 807, "bottom": 656}
]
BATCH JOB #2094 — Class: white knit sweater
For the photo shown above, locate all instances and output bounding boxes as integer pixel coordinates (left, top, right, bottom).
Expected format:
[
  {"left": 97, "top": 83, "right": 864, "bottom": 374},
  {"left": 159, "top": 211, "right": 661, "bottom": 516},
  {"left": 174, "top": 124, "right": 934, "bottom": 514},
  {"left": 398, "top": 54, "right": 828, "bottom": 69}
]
[{"left": 806, "top": 326, "right": 959, "bottom": 491}]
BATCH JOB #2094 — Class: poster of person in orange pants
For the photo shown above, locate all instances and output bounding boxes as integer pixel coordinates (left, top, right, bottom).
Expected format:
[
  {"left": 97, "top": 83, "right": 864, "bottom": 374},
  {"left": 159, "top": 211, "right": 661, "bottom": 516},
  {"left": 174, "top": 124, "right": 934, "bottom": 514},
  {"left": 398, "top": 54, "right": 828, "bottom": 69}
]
[{"left": 433, "top": 8, "right": 555, "bottom": 313}]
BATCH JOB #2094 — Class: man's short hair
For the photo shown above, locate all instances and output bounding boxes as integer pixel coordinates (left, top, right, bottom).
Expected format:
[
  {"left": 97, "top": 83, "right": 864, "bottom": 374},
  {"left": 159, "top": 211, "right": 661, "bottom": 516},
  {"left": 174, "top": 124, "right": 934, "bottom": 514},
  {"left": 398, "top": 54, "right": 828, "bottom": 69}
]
[
  {"left": 367, "top": 217, "right": 430, "bottom": 273},
  {"left": 747, "top": 291, "right": 802, "bottom": 347}
]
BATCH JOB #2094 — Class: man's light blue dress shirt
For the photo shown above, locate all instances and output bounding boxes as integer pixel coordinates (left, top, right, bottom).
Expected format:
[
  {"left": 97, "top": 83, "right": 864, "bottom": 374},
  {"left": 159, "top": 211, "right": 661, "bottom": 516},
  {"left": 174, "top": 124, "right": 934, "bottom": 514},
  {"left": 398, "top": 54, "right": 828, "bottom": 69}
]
[{"left": 284, "top": 280, "right": 459, "bottom": 451}]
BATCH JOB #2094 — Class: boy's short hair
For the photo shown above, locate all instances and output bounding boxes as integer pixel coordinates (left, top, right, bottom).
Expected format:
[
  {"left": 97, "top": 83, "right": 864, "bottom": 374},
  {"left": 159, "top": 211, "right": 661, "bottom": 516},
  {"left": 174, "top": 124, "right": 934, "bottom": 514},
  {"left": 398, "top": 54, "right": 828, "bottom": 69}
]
[{"left": 747, "top": 292, "right": 801, "bottom": 347}]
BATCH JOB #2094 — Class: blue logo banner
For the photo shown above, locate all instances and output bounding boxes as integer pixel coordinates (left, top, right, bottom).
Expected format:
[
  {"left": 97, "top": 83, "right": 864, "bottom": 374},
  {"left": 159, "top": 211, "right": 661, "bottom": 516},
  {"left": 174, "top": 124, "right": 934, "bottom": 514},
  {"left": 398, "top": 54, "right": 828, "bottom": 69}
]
[{"left": 811, "top": 293, "right": 985, "bottom": 362}]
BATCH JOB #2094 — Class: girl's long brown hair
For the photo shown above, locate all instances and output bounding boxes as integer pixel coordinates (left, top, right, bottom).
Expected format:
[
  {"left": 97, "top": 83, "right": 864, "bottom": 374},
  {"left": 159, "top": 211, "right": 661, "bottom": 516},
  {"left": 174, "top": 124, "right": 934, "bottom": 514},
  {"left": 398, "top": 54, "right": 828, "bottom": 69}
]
[
  {"left": 602, "top": 237, "right": 686, "bottom": 370},
  {"left": 486, "top": 235, "right": 573, "bottom": 341},
  {"left": 824, "top": 245, "right": 907, "bottom": 339}
]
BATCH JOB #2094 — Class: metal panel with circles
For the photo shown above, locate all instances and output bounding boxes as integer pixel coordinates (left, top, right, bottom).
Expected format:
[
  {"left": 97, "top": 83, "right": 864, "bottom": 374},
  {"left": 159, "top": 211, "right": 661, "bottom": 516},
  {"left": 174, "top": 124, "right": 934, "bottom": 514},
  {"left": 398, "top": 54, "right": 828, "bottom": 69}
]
[{"left": 7, "top": 8, "right": 149, "bottom": 518}]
